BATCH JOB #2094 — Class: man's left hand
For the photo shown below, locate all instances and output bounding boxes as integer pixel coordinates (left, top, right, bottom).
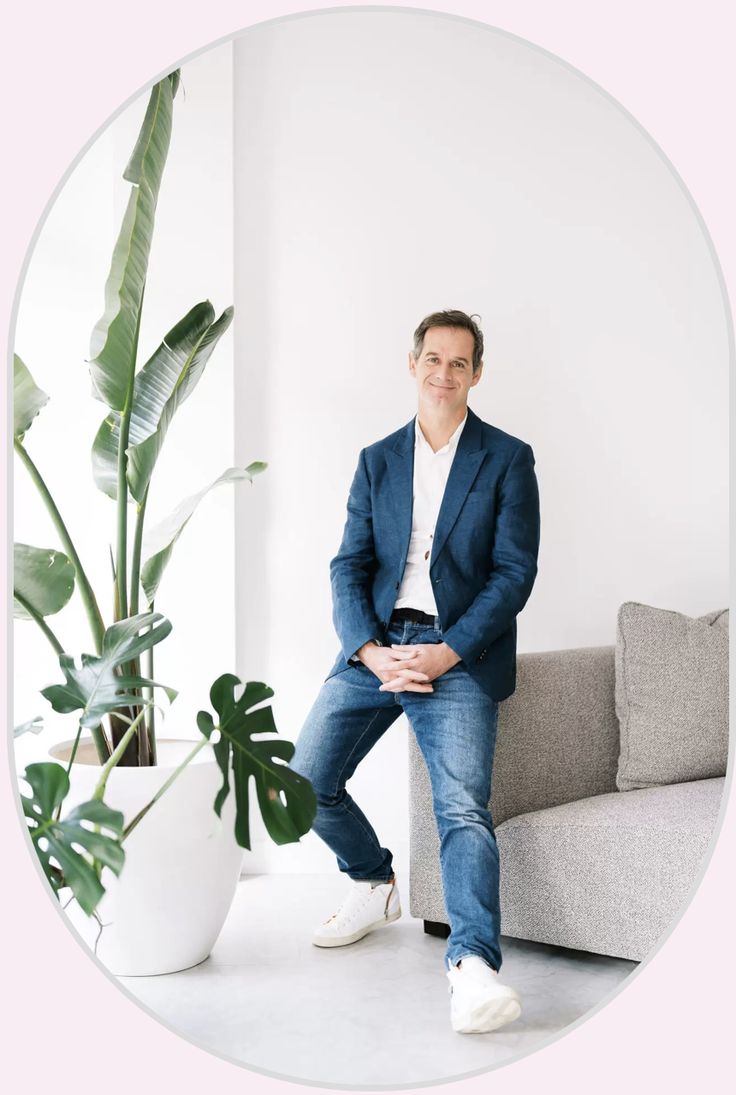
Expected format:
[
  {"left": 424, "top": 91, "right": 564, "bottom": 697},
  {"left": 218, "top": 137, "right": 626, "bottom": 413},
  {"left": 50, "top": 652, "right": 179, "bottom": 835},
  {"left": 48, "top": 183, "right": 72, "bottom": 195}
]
[{"left": 378, "top": 641, "right": 462, "bottom": 692}]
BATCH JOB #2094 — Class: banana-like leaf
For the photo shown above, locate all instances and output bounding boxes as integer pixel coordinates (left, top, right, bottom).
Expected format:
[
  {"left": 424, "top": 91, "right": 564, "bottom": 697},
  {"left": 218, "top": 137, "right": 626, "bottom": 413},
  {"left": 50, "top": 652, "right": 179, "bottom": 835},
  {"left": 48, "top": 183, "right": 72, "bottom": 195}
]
[
  {"left": 21, "top": 761, "right": 125, "bottom": 915},
  {"left": 14, "top": 715, "right": 44, "bottom": 738},
  {"left": 87, "top": 72, "right": 179, "bottom": 411},
  {"left": 140, "top": 463, "right": 267, "bottom": 605},
  {"left": 41, "top": 611, "right": 178, "bottom": 729},
  {"left": 91, "top": 301, "right": 234, "bottom": 501},
  {"left": 197, "top": 675, "right": 317, "bottom": 849},
  {"left": 14, "top": 543, "right": 76, "bottom": 620},
  {"left": 14, "top": 354, "right": 49, "bottom": 441}
]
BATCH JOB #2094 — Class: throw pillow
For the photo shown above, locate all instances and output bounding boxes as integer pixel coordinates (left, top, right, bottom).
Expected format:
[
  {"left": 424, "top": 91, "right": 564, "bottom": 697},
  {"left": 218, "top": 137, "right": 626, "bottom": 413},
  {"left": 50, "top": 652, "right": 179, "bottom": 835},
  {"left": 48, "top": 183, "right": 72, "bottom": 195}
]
[{"left": 615, "top": 602, "right": 729, "bottom": 791}]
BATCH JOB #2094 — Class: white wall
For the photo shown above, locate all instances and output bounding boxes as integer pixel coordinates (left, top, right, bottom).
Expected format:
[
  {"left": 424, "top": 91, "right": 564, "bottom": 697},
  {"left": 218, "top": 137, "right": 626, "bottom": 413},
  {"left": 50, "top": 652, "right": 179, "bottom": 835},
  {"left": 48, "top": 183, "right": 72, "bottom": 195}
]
[
  {"left": 13, "top": 45, "right": 235, "bottom": 771},
  {"left": 232, "top": 10, "right": 729, "bottom": 876}
]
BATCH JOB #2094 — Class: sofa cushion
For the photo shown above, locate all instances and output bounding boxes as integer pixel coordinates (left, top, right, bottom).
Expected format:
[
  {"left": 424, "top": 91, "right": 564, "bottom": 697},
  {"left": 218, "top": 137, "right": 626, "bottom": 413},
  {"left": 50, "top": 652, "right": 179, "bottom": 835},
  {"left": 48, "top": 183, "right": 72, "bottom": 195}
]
[
  {"left": 495, "top": 777, "right": 724, "bottom": 961},
  {"left": 615, "top": 602, "right": 729, "bottom": 791}
]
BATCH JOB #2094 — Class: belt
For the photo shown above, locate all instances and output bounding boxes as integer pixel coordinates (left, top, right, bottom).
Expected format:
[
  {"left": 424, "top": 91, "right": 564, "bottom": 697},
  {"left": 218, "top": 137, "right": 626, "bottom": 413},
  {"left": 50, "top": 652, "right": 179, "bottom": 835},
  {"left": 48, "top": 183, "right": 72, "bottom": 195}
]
[{"left": 390, "top": 607, "right": 438, "bottom": 626}]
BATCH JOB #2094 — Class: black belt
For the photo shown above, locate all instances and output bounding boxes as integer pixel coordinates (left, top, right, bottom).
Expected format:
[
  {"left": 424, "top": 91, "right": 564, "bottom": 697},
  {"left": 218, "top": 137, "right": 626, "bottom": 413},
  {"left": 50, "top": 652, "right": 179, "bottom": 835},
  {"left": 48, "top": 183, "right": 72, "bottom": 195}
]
[{"left": 390, "top": 607, "right": 438, "bottom": 626}]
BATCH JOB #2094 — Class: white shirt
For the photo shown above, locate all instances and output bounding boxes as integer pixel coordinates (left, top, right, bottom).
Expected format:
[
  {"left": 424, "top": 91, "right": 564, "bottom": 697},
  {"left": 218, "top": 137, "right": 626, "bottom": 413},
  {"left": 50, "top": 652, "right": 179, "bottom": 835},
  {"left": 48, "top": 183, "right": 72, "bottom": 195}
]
[{"left": 394, "top": 411, "right": 468, "bottom": 616}]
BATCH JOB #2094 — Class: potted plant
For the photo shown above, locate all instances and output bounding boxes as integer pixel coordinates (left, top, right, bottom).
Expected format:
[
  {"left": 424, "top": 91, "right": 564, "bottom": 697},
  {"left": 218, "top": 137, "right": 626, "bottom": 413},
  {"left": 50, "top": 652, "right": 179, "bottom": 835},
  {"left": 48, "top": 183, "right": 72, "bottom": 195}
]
[{"left": 13, "top": 67, "right": 316, "bottom": 976}]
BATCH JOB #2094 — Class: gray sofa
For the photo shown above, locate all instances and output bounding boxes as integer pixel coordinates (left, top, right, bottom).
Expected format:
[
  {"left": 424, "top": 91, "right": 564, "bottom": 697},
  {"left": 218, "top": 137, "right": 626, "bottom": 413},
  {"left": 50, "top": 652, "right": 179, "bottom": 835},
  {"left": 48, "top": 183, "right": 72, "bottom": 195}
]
[{"left": 408, "top": 604, "right": 728, "bottom": 962}]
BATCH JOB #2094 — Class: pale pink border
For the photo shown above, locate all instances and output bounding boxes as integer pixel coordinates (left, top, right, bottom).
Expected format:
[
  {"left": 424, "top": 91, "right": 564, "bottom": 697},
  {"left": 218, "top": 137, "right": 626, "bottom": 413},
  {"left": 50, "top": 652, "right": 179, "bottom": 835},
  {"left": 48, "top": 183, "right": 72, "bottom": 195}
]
[{"left": 2, "top": 3, "right": 734, "bottom": 1092}]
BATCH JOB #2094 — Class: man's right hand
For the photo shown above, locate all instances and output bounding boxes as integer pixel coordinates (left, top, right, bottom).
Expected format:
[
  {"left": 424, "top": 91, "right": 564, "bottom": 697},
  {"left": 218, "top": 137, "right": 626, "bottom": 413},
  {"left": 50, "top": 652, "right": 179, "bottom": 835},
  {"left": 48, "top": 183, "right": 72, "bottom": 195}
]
[{"left": 356, "top": 641, "right": 434, "bottom": 692}]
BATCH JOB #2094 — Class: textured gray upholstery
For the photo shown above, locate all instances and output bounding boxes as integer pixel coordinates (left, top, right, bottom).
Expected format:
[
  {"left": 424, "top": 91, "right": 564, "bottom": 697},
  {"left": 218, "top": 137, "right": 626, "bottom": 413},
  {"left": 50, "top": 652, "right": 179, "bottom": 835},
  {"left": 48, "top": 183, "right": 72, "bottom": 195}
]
[
  {"left": 496, "top": 776, "right": 723, "bottom": 961},
  {"left": 615, "top": 603, "right": 729, "bottom": 791},
  {"left": 408, "top": 644, "right": 726, "bottom": 962}
]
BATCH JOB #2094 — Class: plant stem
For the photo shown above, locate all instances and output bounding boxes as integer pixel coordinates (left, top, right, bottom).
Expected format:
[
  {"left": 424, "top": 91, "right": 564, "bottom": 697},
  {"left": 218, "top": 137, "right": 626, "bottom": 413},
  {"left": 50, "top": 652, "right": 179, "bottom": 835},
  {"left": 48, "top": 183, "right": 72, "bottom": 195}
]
[
  {"left": 115, "top": 288, "right": 145, "bottom": 622},
  {"left": 144, "top": 595, "right": 155, "bottom": 766},
  {"left": 14, "top": 589, "right": 111, "bottom": 762},
  {"left": 14, "top": 439, "right": 106, "bottom": 653},
  {"left": 145, "top": 628, "right": 157, "bottom": 765},
  {"left": 13, "top": 590, "right": 65, "bottom": 654},
  {"left": 53, "top": 722, "right": 86, "bottom": 820},
  {"left": 92, "top": 705, "right": 149, "bottom": 801},
  {"left": 129, "top": 490, "right": 148, "bottom": 617},
  {"left": 122, "top": 736, "right": 211, "bottom": 840},
  {"left": 129, "top": 490, "right": 151, "bottom": 764},
  {"left": 111, "top": 293, "right": 147, "bottom": 766},
  {"left": 65, "top": 723, "right": 83, "bottom": 771}
]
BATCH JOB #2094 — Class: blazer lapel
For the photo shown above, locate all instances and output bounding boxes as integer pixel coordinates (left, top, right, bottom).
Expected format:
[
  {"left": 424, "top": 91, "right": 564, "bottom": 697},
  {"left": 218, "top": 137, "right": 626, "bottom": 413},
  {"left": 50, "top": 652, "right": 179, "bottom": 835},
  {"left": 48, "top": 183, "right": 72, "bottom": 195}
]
[
  {"left": 430, "top": 408, "right": 486, "bottom": 565},
  {"left": 385, "top": 405, "right": 487, "bottom": 572},
  {"left": 385, "top": 415, "right": 416, "bottom": 573}
]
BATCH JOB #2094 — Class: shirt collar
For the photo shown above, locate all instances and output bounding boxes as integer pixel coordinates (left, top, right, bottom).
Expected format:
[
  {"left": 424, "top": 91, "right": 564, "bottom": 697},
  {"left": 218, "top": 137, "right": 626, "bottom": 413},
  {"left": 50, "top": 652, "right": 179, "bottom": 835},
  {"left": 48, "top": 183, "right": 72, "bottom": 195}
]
[{"left": 415, "top": 410, "right": 468, "bottom": 455}]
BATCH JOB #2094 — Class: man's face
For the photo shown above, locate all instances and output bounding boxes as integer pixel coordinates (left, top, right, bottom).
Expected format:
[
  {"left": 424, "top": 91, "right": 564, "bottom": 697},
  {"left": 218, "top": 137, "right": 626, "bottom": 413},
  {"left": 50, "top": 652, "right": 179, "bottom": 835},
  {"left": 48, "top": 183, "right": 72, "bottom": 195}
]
[{"left": 408, "top": 325, "right": 482, "bottom": 412}]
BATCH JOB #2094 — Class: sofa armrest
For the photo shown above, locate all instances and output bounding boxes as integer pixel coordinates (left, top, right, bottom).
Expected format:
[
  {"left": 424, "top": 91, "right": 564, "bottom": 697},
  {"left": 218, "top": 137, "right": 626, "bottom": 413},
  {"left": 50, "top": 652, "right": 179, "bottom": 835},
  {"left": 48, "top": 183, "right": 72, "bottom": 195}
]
[
  {"left": 490, "top": 645, "right": 621, "bottom": 825},
  {"left": 409, "top": 644, "right": 621, "bottom": 830}
]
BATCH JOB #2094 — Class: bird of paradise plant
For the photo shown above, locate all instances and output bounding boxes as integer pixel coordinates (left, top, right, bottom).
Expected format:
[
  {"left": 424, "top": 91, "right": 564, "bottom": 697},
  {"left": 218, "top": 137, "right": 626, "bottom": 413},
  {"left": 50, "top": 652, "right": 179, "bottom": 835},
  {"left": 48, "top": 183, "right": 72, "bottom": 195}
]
[{"left": 13, "top": 68, "right": 316, "bottom": 920}]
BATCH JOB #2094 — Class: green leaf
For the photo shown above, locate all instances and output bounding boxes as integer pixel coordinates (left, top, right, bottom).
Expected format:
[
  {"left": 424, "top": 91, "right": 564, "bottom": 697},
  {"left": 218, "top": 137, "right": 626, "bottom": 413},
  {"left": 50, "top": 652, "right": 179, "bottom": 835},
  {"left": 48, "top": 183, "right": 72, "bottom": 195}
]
[
  {"left": 41, "top": 611, "right": 178, "bottom": 729},
  {"left": 124, "top": 69, "right": 179, "bottom": 184},
  {"left": 91, "top": 301, "right": 234, "bottom": 501},
  {"left": 140, "top": 463, "right": 267, "bottom": 605},
  {"left": 13, "top": 542, "right": 76, "bottom": 620},
  {"left": 87, "top": 72, "right": 179, "bottom": 411},
  {"left": 21, "top": 761, "right": 125, "bottom": 916},
  {"left": 197, "top": 674, "right": 316, "bottom": 850},
  {"left": 14, "top": 715, "right": 44, "bottom": 738},
  {"left": 13, "top": 354, "right": 49, "bottom": 441}
]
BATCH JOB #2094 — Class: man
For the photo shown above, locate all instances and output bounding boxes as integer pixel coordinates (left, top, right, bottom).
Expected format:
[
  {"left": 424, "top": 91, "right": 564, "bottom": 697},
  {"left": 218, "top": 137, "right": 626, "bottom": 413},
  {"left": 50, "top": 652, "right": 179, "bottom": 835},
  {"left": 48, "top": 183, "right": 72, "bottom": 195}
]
[{"left": 289, "top": 309, "right": 540, "bottom": 1034}]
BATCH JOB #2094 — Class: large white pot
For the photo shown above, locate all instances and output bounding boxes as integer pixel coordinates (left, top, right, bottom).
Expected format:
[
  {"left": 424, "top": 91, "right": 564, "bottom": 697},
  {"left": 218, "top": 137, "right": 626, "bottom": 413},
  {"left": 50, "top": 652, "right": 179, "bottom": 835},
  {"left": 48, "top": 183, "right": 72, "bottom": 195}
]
[{"left": 48, "top": 736, "right": 244, "bottom": 977}]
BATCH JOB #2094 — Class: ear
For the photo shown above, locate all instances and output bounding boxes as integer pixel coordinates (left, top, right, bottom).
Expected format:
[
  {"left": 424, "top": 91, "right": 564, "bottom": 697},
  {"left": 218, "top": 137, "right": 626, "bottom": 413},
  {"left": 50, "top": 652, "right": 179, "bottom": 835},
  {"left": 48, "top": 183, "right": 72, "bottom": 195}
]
[
  {"left": 470, "top": 361, "right": 483, "bottom": 387},
  {"left": 408, "top": 351, "right": 417, "bottom": 376}
]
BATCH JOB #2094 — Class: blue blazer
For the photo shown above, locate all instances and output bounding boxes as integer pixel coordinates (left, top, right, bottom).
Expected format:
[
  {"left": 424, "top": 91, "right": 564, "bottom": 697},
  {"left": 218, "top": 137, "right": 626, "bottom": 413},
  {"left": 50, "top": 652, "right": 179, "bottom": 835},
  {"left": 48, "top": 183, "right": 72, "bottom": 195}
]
[{"left": 325, "top": 404, "right": 541, "bottom": 702}]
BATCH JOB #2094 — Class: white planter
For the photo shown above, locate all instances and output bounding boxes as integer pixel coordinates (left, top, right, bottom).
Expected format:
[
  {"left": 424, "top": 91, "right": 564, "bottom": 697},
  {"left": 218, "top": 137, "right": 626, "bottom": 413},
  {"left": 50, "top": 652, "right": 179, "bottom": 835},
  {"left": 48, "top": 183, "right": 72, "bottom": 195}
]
[{"left": 49, "top": 736, "right": 244, "bottom": 977}]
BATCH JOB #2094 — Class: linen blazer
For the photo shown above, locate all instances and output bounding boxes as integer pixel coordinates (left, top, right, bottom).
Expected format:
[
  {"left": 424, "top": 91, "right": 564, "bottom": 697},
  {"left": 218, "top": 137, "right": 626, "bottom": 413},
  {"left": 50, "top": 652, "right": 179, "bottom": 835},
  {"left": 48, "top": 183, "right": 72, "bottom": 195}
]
[{"left": 325, "top": 404, "right": 541, "bottom": 701}]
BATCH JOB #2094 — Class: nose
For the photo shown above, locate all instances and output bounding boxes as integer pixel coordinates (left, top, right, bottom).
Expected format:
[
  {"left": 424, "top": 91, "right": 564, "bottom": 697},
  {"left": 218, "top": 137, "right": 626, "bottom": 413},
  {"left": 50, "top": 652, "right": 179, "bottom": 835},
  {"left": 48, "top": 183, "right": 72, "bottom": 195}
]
[{"left": 432, "top": 365, "right": 453, "bottom": 385}]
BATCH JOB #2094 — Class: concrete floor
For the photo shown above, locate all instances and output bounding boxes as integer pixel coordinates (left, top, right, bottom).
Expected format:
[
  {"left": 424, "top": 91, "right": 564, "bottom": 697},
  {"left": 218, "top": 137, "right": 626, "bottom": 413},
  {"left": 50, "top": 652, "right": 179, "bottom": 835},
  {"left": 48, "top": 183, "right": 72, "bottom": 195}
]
[{"left": 117, "top": 873, "right": 638, "bottom": 1089}]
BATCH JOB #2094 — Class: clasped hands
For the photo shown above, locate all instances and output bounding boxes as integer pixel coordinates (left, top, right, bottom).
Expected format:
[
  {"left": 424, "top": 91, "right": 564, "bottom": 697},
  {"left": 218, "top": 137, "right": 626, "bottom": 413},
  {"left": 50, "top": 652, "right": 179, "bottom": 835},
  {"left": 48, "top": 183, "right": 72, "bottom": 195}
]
[{"left": 357, "top": 640, "right": 462, "bottom": 692}]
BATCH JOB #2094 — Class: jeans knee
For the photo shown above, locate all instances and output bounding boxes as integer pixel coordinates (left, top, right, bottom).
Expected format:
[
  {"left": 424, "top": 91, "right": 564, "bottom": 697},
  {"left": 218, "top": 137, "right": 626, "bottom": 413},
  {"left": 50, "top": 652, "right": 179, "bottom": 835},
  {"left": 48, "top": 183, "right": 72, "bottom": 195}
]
[
  {"left": 288, "top": 745, "right": 320, "bottom": 789},
  {"left": 435, "top": 801, "right": 495, "bottom": 835},
  {"left": 289, "top": 752, "right": 341, "bottom": 804}
]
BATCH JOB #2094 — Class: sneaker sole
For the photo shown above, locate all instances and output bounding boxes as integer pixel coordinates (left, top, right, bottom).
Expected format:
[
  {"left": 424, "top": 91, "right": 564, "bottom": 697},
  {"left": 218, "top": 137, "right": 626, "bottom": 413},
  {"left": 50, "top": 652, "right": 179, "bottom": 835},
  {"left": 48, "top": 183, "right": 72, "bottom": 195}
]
[
  {"left": 451, "top": 993, "right": 522, "bottom": 1034},
  {"left": 312, "top": 906, "right": 402, "bottom": 948}
]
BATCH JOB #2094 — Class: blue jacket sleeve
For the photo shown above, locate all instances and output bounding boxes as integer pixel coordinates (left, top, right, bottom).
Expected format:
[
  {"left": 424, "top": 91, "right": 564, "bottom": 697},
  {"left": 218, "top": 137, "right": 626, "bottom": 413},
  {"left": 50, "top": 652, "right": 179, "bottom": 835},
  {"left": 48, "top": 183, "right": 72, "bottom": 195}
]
[
  {"left": 329, "top": 448, "right": 383, "bottom": 667},
  {"left": 441, "top": 442, "right": 540, "bottom": 665}
]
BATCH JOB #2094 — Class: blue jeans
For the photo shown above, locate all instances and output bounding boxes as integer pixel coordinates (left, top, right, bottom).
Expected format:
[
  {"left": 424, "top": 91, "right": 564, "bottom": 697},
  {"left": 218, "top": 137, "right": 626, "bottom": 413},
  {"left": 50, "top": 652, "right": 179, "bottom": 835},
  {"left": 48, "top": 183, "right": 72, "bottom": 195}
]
[{"left": 289, "top": 617, "right": 503, "bottom": 973}]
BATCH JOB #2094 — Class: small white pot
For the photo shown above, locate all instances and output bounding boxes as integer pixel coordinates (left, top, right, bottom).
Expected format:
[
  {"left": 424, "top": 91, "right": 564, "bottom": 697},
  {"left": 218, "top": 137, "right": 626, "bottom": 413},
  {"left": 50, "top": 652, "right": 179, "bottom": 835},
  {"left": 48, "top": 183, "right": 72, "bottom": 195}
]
[{"left": 48, "top": 736, "right": 244, "bottom": 977}]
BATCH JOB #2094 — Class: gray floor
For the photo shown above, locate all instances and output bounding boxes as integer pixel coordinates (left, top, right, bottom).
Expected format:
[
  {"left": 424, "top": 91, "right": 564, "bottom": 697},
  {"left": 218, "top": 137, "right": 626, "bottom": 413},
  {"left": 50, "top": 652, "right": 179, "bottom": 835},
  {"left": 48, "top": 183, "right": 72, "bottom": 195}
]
[{"left": 117, "top": 873, "right": 637, "bottom": 1088}]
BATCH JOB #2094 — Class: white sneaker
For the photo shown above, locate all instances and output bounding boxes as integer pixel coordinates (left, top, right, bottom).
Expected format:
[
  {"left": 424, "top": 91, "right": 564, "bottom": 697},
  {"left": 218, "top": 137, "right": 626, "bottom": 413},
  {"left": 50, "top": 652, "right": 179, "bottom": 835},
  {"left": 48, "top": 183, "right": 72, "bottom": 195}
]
[
  {"left": 312, "top": 876, "right": 401, "bottom": 947},
  {"left": 447, "top": 955, "right": 522, "bottom": 1033}
]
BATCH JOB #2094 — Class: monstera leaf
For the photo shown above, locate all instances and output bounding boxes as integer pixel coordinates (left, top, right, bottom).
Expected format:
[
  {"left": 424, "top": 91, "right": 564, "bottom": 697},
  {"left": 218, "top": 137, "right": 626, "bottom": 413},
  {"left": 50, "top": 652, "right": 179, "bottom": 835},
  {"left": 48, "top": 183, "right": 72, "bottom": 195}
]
[
  {"left": 41, "top": 611, "right": 178, "bottom": 729},
  {"left": 91, "top": 302, "right": 234, "bottom": 502},
  {"left": 21, "top": 761, "right": 125, "bottom": 915},
  {"left": 14, "top": 543, "right": 76, "bottom": 620},
  {"left": 197, "top": 674, "right": 317, "bottom": 850},
  {"left": 140, "top": 463, "right": 266, "bottom": 605}
]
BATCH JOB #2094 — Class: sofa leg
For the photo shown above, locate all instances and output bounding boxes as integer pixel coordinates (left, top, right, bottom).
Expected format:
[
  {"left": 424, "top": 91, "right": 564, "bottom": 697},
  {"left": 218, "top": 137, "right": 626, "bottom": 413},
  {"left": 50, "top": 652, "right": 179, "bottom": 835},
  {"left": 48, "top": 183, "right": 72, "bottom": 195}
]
[{"left": 423, "top": 919, "right": 451, "bottom": 938}]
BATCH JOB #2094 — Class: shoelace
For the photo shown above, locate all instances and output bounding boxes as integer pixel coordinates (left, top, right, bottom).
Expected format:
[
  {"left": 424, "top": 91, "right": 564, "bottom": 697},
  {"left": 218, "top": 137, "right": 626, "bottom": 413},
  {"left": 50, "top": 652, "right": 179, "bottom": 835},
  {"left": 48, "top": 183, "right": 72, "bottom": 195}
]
[{"left": 324, "top": 883, "right": 391, "bottom": 926}]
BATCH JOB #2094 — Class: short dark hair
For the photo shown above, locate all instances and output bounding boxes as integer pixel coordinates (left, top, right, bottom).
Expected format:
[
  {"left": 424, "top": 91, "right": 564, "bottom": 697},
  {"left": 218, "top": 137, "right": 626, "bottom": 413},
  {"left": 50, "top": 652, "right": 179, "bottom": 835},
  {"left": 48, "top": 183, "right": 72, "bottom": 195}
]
[{"left": 412, "top": 310, "right": 484, "bottom": 373}]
